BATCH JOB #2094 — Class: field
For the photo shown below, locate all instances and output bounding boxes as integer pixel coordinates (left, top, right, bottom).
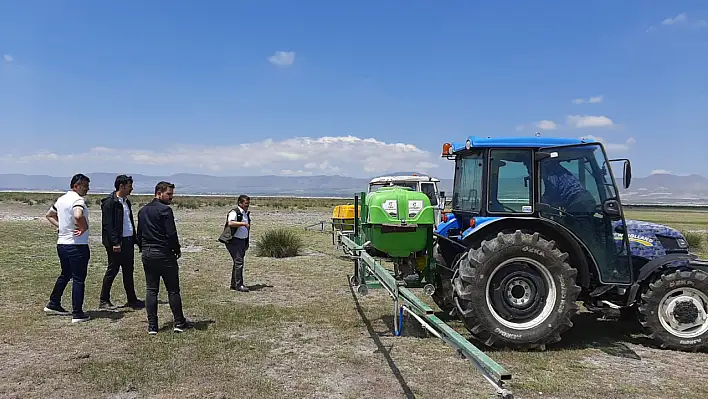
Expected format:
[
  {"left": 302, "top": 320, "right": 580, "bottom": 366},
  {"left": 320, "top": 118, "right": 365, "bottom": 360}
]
[{"left": 1, "top": 192, "right": 708, "bottom": 399}]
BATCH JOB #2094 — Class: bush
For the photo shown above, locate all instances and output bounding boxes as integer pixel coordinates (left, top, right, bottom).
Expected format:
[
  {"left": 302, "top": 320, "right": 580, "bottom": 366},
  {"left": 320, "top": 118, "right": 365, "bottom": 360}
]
[
  {"left": 683, "top": 230, "right": 704, "bottom": 249},
  {"left": 255, "top": 228, "right": 304, "bottom": 258}
]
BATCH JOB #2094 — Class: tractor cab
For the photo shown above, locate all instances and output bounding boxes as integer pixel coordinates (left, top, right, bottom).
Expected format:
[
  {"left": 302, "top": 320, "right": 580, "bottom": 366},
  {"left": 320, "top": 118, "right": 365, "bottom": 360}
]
[{"left": 438, "top": 136, "right": 634, "bottom": 285}]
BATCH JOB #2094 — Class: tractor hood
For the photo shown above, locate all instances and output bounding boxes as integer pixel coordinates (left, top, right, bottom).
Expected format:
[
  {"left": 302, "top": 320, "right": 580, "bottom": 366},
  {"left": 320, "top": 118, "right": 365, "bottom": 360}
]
[{"left": 613, "top": 219, "right": 689, "bottom": 258}]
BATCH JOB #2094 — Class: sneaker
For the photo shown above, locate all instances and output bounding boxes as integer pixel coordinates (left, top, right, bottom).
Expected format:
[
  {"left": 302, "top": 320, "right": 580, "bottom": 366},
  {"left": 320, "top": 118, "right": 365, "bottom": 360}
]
[
  {"left": 98, "top": 300, "right": 115, "bottom": 310},
  {"left": 71, "top": 312, "right": 91, "bottom": 323},
  {"left": 148, "top": 325, "right": 158, "bottom": 335},
  {"left": 126, "top": 299, "right": 145, "bottom": 309},
  {"left": 173, "top": 321, "right": 193, "bottom": 333},
  {"left": 44, "top": 304, "right": 70, "bottom": 315}
]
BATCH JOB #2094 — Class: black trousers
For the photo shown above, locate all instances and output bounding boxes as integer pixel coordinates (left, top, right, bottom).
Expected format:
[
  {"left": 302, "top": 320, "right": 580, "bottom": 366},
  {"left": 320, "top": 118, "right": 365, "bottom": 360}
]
[
  {"left": 49, "top": 244, "right": 90, "bottom": 316},
  {"left": 141, "top": 248, "right": 186, "bottom": 328},
  {"left": 100, "top": 236, "right": 138, "bottom": 303},
  {"left": 226, "top": 238, "right": 248, "bottom": 288}
]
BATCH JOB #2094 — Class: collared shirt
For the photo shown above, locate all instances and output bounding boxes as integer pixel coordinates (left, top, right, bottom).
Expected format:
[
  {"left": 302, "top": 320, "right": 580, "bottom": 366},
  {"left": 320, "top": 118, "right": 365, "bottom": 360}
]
[
  {"left": 228, "top": 206, "right": 249, "bottom": 239},
  {"left": 117, "top": 196, "right": 133, "bottom": 237},
  {"left": 51, "top": 190, "right": 89, "bottom": 245}
]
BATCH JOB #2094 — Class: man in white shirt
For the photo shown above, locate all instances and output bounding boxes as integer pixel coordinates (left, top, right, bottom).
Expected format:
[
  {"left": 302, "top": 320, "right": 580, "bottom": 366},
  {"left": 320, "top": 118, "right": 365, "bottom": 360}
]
[
  {"left": 218, "top": 195, "right": 251, "bottom": 292},
  {"left": 43, "top": 173, "right": 92, "bottom": 323}
]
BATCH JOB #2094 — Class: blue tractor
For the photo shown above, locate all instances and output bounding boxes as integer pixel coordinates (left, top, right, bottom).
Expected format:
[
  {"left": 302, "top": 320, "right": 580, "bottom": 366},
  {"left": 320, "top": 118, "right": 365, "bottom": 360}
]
[{"left": 431, "top": 136, "right": 708, "bottom": 352}]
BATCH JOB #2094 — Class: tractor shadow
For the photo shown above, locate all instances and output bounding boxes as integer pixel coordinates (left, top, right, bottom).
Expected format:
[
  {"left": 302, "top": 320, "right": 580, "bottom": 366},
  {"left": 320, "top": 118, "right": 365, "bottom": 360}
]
[
  {"left": 382, "top": 303, "right": 662, "bottom": 361},
  {"left": 468, "top": 310, "right": 659, "bottom": 360},
  {"left": 546, "top": 311, "right": 651, "bottom": 359}
]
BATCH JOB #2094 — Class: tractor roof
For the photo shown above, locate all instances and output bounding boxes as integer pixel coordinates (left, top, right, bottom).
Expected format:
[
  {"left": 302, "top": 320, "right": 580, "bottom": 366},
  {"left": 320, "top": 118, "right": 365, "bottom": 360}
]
[{"left": 448, "top": 135, "right": 595, "bottom": 153}]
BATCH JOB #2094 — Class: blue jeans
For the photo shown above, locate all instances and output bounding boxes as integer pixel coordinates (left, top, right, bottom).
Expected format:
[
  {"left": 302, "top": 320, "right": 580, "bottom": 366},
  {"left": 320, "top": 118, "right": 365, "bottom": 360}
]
[{"left": 49, "top": 244, "right": 90, "bottom": 316}]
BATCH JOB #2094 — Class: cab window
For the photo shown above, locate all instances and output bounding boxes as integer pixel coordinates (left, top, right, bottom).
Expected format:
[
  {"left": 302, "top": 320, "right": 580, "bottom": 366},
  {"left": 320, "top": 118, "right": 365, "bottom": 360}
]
[
  {"left": 488, "top": 150, "right": 533, "bottom": 213},
  {"left": 421, "top": 183, "right": 437, "bottom": 206}
]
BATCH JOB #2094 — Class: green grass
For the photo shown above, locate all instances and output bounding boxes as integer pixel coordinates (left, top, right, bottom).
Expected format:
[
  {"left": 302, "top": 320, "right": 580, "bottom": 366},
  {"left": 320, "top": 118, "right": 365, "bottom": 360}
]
[
  {"left": 1, "top": 195, "right": 708, "bottom": 398},
  {"left": 0, "top": 191, "right": 352, "bottom": 210}
]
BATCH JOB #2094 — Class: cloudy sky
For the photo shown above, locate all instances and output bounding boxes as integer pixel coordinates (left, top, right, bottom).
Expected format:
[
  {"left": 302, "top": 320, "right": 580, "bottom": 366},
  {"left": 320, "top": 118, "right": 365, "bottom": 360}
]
[{"left": 1, "top": 1, "right": 707, "bottom": 178}]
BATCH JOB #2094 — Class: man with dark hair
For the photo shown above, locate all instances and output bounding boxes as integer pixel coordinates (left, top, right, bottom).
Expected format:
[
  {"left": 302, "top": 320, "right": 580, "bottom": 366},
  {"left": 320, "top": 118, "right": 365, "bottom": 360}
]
[
  {"left": 136, "top": 181, "right": 191, "bottom": 334},
  {"left": 99, "top": 175, "right": 144, "bottom": 310},
  {"left": 218, "top": 194, "right": 251, "bottom": 292},
  {"left": 44, "top": 173, "right": 92, "bottom": 323}
]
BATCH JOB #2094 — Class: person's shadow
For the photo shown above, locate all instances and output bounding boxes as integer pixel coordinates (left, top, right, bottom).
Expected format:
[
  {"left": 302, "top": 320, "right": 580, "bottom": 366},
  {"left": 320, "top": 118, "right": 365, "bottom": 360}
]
[
  {"left": 87, "top": 309, "right": 127, "bottom": 323},
  {"left": 158, "top": 319, "right": 216, "bottom": 333},
  {"left": 245, "top": 283, "right": 273, "bottom": 291}
]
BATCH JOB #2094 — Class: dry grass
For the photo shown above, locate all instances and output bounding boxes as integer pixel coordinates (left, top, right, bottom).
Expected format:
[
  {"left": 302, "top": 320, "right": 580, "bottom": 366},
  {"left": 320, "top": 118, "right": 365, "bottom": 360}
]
[{"left": 1, "top": 196, "right": 707, "bottom": 398}]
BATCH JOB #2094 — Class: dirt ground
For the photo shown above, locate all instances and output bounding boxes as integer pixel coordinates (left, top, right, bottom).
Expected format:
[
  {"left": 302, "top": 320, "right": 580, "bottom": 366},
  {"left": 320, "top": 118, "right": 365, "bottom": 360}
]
[{"left": 1, "top": 200, "right": 707, "bottom": 399}]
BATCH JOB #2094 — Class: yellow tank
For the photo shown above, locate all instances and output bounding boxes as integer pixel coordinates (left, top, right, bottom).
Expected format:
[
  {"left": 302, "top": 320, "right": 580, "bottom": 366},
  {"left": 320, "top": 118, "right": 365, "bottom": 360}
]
[{"left": 331, "top": 204, "right": 359, "bottom": 231}]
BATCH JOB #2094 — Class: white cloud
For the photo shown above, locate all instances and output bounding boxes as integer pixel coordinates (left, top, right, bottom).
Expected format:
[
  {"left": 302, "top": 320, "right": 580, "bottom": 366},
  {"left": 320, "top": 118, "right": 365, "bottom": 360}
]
[
  {"left": 663, "top": 12, "right": 688, "bottom": 25},
  {"left": 652, "top": 169, "right": 672, "bottom": 175},
  {"left": 649, "top": 12, "right": 707, "bottom": 31},
  {"left": 580, "top": 135, "right": 635, "bottom": 152},
  {"left": 2, "top": 54, "right": 13, "bottom": 62},
  {"left": 566, "top": 115, "right": 614, "bottom": 128},
  {"left": 536, "top": 120, "right": 557, "bottom": 130},
  {"left": 572, "top": 95, "right": 603, "bottom": 104},
  {"left": 268, "top": 51, "right": 295, "bottom": 66},
  {"left": 0, "top": 135, "right": 442, "bottom": 177}
]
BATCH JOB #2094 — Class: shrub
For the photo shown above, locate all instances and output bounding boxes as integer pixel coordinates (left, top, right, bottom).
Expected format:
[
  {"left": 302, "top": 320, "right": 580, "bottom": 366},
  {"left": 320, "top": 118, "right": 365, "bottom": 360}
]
[
  {"left": 255, "top": 228, "right": 304, "bottom": 258},
  {"left": 682, "top": 230, "right": 704, "bottom": 249}
]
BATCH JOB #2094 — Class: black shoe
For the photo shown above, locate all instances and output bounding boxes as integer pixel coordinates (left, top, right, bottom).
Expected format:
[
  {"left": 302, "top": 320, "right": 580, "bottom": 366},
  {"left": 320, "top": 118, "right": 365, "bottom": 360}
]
[
  {"left": 173, "top": 321, "right": 193, "bottom": 333},
  {"left": 148, "top": 325, "right": 158, "bottom": 335},
  {"left": 235, "top": 285, "right": 250, "bottom": 292},
  {"left": 126, "top": 299, "right": 145, "bottom": 309},
  {"left": 44, "top": 303, "right": 70, "bottom": 315},
  {"left": 71, "top": 312, "right": 91, "bottom": 323},
  {"left": 99, "top": 300, "right": 115, "bottom": 310}
]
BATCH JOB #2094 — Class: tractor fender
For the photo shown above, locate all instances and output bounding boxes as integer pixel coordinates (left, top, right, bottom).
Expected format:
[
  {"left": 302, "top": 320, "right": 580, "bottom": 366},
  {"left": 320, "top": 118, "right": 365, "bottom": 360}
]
[
  {"left": 626, "top": 253, "right": 699, "bottom": 305},
  {"left": 459, "top": 216, "right": 597, "bottom": 288}
]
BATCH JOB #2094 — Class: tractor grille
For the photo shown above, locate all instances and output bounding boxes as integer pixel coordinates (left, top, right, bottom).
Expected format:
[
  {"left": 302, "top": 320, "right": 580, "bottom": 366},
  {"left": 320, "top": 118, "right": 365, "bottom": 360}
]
[{"left": 657, "top": 235, "right": 687, "bottom": 253}]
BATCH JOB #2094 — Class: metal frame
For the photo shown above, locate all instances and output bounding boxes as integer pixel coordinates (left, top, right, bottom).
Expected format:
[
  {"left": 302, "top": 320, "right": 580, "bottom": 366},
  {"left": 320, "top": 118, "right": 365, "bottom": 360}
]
[{"left": 333, "top": 194, "right": 514, "bottom": 399}]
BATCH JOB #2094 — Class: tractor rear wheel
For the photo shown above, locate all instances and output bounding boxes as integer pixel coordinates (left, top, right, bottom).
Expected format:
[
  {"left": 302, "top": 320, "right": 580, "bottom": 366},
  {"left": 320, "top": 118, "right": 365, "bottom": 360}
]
[
  {"left": 452, "top": 230, "right": 581, "bottom": 349},
  {"left": 638, "top": 269, "right": 708, "bottom": 352}
]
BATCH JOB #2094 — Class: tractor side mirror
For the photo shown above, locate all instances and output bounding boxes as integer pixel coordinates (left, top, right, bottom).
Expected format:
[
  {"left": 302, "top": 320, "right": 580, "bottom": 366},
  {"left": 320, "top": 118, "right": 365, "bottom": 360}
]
[
  {"left": 609, "top": 158, "right": 632, "bottom": 189},
  {"left": 623, "top": 161, "right": 632, "bottom": 189}
]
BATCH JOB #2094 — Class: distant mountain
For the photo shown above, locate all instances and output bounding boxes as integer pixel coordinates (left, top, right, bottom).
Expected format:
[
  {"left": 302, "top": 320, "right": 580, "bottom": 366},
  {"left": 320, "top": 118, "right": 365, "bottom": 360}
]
[
  {"left": 1, "top": 172, "right": 706, "bottom": 205},
  {"left": 617, "top": 173, "right": 708, "bottom": 205}
]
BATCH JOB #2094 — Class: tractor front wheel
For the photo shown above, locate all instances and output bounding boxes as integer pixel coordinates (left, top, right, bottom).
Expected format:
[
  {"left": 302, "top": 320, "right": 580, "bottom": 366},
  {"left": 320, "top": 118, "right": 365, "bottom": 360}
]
[
  {"left": 431, "top": 243, "right": 456, "bottom": 316},
  {"left": 453, "top": 230, "right": 581, "bottom": 349},
  {"left": 638, "top": 269, "right": 708, "bottom": 352}
]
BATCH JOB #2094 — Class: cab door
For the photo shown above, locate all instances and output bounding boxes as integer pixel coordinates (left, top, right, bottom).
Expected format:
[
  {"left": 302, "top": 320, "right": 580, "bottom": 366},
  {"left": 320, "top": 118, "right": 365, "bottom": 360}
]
[{"left": 536, "top": 143, "right": 633, "bottom": 285}]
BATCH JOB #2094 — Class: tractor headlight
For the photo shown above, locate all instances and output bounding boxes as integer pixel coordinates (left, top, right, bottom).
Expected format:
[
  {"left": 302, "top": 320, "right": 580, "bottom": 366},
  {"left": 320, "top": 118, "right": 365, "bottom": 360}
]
[
  {"left": 677, "top": 237, "right": 688, "bottom": 248},
  {"left": 382, "top": 200, "right": 398, "bottom": 217},
  {"left": 408, "top": 200, "right": 423, "bottom": 218}
]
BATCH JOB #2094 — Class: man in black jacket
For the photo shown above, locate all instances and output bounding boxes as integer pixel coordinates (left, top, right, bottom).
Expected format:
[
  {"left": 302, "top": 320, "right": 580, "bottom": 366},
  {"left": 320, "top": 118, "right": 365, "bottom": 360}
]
[
  {"left": 99, "top": 175, "right": 144, "bottom": 309},
  {"left": 136, "top": 181, "right": 191, "bottom": 334}
]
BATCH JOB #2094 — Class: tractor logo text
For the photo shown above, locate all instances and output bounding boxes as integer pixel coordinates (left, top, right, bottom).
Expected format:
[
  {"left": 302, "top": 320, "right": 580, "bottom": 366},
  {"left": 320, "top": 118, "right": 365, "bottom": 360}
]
[
  {"left": 613, "top": 232, "right": 655, "bottom": 247},
  {"left": 522, "top": 246, "right": 545, "bottom": 257}
]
